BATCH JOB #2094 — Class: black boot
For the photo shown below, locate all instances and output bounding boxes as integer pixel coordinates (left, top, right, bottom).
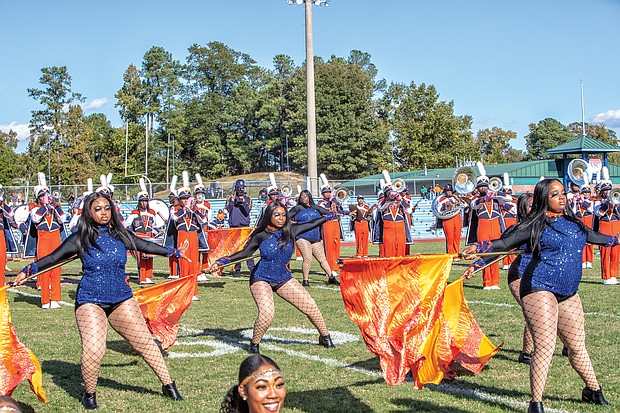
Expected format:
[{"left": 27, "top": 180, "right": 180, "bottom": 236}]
[
  {"left": 327, "top": 276, "right": 340, "bottom": 286},
  {"left": 249, "top": 343, "right": 260, "bottom": 354},
  {"left": 302, "top": 280, "right": 310, "bottom": 287},
  {"left": 582, "top": 386, "right": 611, "bottom": 405},
  {"left": 561, "top": 346, "right": 569, "bottom": 357},
  {"left": 518, "top": 351, "right": 532, "bottom": 365},
  {"left": 319, "top": 334, "right": 336, "bottom": 348},
  {"left": 527, "top": 401, "right": 544, "bottom": 413},
  {"left": 162, "top": 381, "right": 183, "bottom": 401},
  {"left": 81, "top": 392, "right": 98, "bottom": 410}
]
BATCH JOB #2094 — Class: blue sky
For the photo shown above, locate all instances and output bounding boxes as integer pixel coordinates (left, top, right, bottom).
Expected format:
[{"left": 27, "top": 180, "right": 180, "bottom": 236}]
[{"left": 1, "top": 0, "right": 619, "bottom": 154}]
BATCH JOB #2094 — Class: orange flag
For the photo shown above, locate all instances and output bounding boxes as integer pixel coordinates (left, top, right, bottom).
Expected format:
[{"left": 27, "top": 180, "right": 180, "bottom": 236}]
[
  {"left": 0, "top": 286, "right": 47, "bottom": 402},
  {"left": 340, "top": 255, "right": 500, "bottom": 388},
  {"left": 206, "top": 227, "right": 253, "bottom": 268},
  {"left": 133, "top": 275, "right": 197, "bottom": 350}
]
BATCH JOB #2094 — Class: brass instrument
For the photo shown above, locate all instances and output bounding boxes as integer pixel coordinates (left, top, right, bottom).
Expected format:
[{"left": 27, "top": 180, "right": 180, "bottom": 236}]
[
  {"left": 281, "top": 185, "right": 293, "bottom": 197},
  {"left": 452, "top": 166, "right": 477, "bottom": 195},
  {"left": 567, "top": 158, "right": 589, "bottom": 187},
  {"left": 489, "top": 177, "right": 503, "bottom": 192},
  {"left": 431, "top": 195, "right": 464, "bottom": 219},
  {"left": 392, "top": 178, "right": 406, "bottom": 192},
  {"left": 52, "top": 190, "right": 61, "bottom": 203},
  {"left": 334, "top": 187, "right": 352, "bottom": 203},
  {"left": 609, "top": 188, "right": 620, "bottom": 205}
]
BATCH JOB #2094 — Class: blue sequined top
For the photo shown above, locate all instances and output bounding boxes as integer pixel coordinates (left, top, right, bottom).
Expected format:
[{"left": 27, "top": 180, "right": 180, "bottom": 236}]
[
  {"left": 488, "top": 216, "right": 613, "bottom": 296},
  {"left": 289, "top": 204, "right": 329, "bottom": 242},
  {"left": 23, "top": 226, "right": 175, "bottom": 305},
  {"left": 229, "top": 215, "right": 328, "bottom": 284}
]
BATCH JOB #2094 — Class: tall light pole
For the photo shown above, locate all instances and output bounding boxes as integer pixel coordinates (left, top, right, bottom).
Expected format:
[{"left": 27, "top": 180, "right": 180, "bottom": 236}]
[{"left": 287, "top": 0, "right": 330, "bottom": 196}]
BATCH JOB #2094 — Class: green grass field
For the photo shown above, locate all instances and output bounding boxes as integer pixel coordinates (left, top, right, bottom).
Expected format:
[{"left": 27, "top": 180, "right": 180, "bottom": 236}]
[{"left": 6, "top": 241, "right": 620, "bottom": 413}]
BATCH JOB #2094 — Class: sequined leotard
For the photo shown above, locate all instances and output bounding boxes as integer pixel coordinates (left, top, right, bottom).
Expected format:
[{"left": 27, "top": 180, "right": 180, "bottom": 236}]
[
  {"left": 289, "top": 204, "right": 329, "bottom": 242},
  {"left": 229, "top": 216, "right": 327, "bottom": 284},
  {"left": 486, "top": 216, "right": 613, "bottom": 296},
  {"left": 25, "top": 227, "right": 175, "bottom": 305}
]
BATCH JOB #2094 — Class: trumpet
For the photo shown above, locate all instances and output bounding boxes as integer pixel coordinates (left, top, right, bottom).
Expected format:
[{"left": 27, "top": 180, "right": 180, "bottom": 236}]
[
  {"left": 609, "top": 188, "right": 620, "bottom": 205},
  {"left": 52, "top": 190, "right": 61, "bottom": 202},
  {"left": 392, "top": 178, "right": 406, "bottom": 192},
  {"left": 568, "top": 158, "right": 590, "bottom": 187}
]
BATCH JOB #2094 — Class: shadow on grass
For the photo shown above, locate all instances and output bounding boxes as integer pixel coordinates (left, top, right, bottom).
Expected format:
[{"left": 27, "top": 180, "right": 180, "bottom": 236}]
[
  {"left": 389, "top": 398, "right": 472, "bottom": 413},
  {"left": 286, "top": 384, "right": 377, "bottom": 413},
  {"left": 42, "top": 359, "right": 161, "bottom": 401}
]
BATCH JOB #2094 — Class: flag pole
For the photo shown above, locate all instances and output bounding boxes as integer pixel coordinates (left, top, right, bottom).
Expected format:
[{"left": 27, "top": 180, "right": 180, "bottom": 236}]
[{"left": 10, "top": 256, "right": 79, "bottom": 286}]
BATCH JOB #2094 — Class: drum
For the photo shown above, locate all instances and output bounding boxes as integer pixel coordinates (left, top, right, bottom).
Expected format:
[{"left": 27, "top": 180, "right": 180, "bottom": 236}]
[{"left": 149, "top": 199, "right": 170, "bottom": 229}]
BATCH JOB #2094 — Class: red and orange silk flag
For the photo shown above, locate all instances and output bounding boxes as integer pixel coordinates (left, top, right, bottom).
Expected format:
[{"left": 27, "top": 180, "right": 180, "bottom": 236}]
[
  {"left": 0, "top": 286, "right": 47, "bottom": 402},
  {"left": 340, "top": 255, "right": 500, "bottom": 388},
  {"left": 206, "top": 227, "right": 253, "bottom": 268},
  {"left": 134, "top": 275, "right": 197, "bottom": 350}
]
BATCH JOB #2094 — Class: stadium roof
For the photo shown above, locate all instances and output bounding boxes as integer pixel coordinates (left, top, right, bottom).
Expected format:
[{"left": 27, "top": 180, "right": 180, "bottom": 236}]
[{"left": 546, "top": 135, "right": 620, "bottom": 154}]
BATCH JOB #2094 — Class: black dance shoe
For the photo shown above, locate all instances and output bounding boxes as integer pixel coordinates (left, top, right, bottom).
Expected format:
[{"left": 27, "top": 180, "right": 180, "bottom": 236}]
[
  {"left": 249, "top": 343, "right": 260, "bottom": 354},
  {"left": 162, "top": 381, "right": 183, "bottom": 401},
  {"left": 582, "top": 386, "right": 611, "bottom": 405},
  {"left": 327, "top": 276, "right": 340, "bottom": 286},
  {"left": 319, "top": 334, "right": 336, "bottom": 348},
  {"left": 302, "top": 280, "right": 310, "bottom": 287},
  {"left": 518, "top": 352, "right": 532, "bottom": 365},
  {"left": 527, "top": 401, "right": 544, "bottom": 413},
  {"left": 561, "top": 346, "right": 569, "bottom": 357},
  {"left": 81, "top": 392, "right": 98, "bottom": 410}
]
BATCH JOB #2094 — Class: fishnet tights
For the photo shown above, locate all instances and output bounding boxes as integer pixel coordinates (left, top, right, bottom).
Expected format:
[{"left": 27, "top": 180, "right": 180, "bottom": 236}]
[
  {"left": 508, "top": 279, "right": 533, "bottom": 354},
  {"left": 521, "top": 291, "right": 600, "bottom": 402},
  {"left": 295, "top": 239, "right": 332, "bottom": 281},
  {"left": 249, "top": 279, "right": 329, "bottom": 345},
  {"left": 75, "top": 299, "right": 172, "bottom": 393}
]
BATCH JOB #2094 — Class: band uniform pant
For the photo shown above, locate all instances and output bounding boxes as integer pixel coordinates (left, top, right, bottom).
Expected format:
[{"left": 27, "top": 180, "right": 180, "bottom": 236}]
[
  {"left": 37, "top": 230, "right": 62, "bottom": 305},
  {"left": 598, "top": 220, "right": 620, "bottom": 280},
  {"left": 322, "top": 220, "right": 341, "bottom": 271},
  {"left": 442, "top": 214, "right": 462, "bottom": 255},
  {"left": 382, "top": 220, "right": 406, "bottom": 257},
  {"left": 354, "top": 221, "right": 370, "bottom": 257},
  {"left": 477, "top": 218, "right": 501, "bottom": 287}
]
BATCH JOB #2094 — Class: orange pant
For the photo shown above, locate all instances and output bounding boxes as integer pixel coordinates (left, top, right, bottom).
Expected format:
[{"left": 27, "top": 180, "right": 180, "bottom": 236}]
[
  {"left": 37, "top": 230, "right": 62, "bottom": 304},
  {"left": 355, "top": 221, "right": 370, "bottom": 257},
  {"left": 139, "top": 256, "right": 153, "bottom": 282},
  {"left": 477, "top": 218, "right": 501, "bottom": 287},
  {"left": 383, "top": 220, "right": 406, "bottom": 257},
  {"left": 322, "top": 220, "right": 341, "bottom": 271},
  {"left": 579, "top": 215, "right": 594, "bottom": 264},
  {"left": 178, "top": 230, "right": 200, "bottom": 295},
  {"left": 201, "top": 252, "right": 209, "bottom": 271},
  {"left": 169, "top": 256, "right": 178, "bottom": 276},
  {"left": 599, "top": 220, "right": 620, "bottom": 279},
  {"left": 0, "top": 231, "right": 6, "bottom": 286},
  {"left": 502, "top": 217, "right": 517, "bottom": 267},
  {"left": 443, "top": 214, "right": 462, "bottom": 255}
]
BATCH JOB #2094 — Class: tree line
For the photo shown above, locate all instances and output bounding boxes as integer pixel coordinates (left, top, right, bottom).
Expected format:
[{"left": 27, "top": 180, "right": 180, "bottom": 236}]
[{"left": 0, "top": 41, "right": 617, "bottom": 186}]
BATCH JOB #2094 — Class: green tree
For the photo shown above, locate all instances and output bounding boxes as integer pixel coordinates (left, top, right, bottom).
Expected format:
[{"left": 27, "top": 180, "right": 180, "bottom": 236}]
[
  {"left": 567, "top": 122, "right": 618, "bottom": 144},
  {"left": 476, "top": 127, "right": 519, "bottom": 164},
  {"left": 0, "top": 129, "right": 22, "bottom": 183},
  {"left": 525, "top": 118, "right": 573, "bottom": 160},
  {"left": 382, "top": 82, "right": 478, "bottom": 170},
  {"left": 27, "top": 66, "right": 85, "bottom": 184}
]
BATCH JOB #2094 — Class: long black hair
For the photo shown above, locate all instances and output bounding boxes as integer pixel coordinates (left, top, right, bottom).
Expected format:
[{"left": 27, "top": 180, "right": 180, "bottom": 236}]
[
  {"left": 510, "top": 179, "right": 585, "bottom": 257},
  {"left": 296, "top": 189, "right": 317, "bottom": 207},
  {"left": 76, "top": 192, "right": 137, "bottom": 259},
  {"left": 251, "top": 201, "right": 293, "bottom": 247},
  {"left": 220, "top": 354, "right": 281, "bottom": 413},
  {"left": 516, "top": 192, "right": 533, "bottom": 222}
]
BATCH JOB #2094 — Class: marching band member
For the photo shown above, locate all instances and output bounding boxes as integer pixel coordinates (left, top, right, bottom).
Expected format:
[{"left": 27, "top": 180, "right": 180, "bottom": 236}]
[
  {"left": 350, "top": 195, "right": 371, "bottom": 258},
  {"left": 372, "top": 185, "right": 412, "bottom": 257},
  {"left": 26, "top": 173, "right": 67, "bottom": 308},
  {"left": 68, "top": 178, "right": 94, "bottom": 233},
  {"left": 95, "top": 174, "right": 123, "bottom": 225},
  {"left": 593, "top": 168, "right": 620, "bottom": 285},
  {"left": 171, "top": 172, "right": 205, "bottom": 299},
  {"left": 125, "top": 179, "right": 163, "bottom": 284},
  {"left": 165, "top": 176, "right": 181, "bottom": 278},
  {"left": 574, "top": 184, "right": 594, "bottom": 269},
  {"left": 317, "top": 174, "right": 344, "bottom": 276},
  {"left": 194, "top": 174, "right": 212, "bottom": 276},
  {"left": 500, "top": 174, "right": 518, "bottom": 269},
  {"left": 370, "top": 191, "right": 385, "bottom": 257},
  {"left": 226, "top": 179, "right": 255, "bottom": 277},
  {"left": 435, "top": 184, "right": 463, "bottom": 256},
  {"left": 466, "top": 163, "right": 505, "bottom": 290},
  {"left": 0, "top": 186, "right": 17, "bottom": 285}
]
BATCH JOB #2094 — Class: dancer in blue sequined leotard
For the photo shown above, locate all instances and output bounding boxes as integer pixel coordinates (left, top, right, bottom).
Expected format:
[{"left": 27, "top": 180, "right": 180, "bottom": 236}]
[
  {"left": 14, "top": 192, "right": 187, "bottom": 409},
  {"left": 212, "top": 201, "right": 337, "bottom": 354},
  {"left": 462, "top": 179, "right": 612, "bottom": 412}
]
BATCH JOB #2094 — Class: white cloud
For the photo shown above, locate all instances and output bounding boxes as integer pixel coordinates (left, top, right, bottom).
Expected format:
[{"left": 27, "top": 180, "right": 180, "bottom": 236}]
[
  {"left": 82, "top": 97, "right": 108, "bottom": 111},
  {"left": 0, "top": 122, "right": 30, "bottom": 141},
  {"left": 591, "top": 109, "right": 620, "bottom": 127}
]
